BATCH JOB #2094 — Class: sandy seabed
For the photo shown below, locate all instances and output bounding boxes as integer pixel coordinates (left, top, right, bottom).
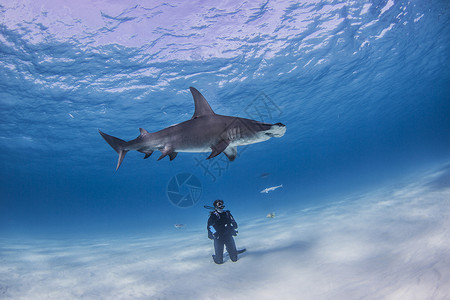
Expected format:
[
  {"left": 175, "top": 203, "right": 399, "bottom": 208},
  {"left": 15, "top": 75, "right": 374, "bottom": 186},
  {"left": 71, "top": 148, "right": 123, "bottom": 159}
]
[{"left": 1, "top": 167, "right": 449, "bottom": 300}]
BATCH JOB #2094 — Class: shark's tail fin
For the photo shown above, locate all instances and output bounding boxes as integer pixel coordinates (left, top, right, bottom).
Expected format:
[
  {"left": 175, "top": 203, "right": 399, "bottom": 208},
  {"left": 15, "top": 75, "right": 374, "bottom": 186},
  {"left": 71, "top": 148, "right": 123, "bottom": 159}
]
[{"left": 98, "top": 130, "right": 129, "bottom": 170}]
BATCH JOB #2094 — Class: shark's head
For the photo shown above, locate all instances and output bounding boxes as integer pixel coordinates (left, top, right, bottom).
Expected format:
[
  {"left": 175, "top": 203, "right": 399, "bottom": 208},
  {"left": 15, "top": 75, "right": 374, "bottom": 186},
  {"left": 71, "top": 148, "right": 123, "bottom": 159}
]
[{"left": 265, "top": 122, "right": 286, "bottom": 138}]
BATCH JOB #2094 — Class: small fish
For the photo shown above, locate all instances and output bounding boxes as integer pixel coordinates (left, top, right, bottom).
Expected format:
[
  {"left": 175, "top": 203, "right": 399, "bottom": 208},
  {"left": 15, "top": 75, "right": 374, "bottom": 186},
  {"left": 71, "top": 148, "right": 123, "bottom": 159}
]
[
  {"left": 174, "top": 224, "right": 185, "bottom": 229},
  {"left": 260, "top": 184, "right": 283, "bottom": 194},
  {"left": 260, "top": 172, "right": 270, "bottom": 178},
  {"left": 266, "top": 212, "right": 275, "bottom": 218}
]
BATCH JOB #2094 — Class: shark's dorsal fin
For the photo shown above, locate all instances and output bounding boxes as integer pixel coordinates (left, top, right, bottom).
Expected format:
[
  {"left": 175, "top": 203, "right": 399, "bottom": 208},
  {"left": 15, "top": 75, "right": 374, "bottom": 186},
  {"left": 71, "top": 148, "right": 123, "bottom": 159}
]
[{"left": 190, "top": 87, "right": 215, "bottom": 119}]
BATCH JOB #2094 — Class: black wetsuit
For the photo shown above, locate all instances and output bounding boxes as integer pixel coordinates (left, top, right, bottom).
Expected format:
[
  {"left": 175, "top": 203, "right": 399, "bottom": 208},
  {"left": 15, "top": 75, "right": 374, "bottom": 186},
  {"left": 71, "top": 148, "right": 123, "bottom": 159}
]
[{"left": 207, "top": 210, "right": 238, "bottom": 264}]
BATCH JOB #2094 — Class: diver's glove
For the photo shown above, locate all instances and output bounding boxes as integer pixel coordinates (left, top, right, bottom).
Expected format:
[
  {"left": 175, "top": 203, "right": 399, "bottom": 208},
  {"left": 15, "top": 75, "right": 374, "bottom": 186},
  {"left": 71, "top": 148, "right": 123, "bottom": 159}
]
[{"left": 208, "top": 231, "right": 214, "bottom": 240}]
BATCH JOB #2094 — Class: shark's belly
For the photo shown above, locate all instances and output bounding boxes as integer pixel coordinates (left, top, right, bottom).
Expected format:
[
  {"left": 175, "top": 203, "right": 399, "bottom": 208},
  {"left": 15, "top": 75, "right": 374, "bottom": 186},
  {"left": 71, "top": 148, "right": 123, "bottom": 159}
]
[
  {"left": 173, "top": 131, "right": 271, "bottom": 152},
  {"left": 169, "top": 134, "right": 216, "bottom": 153},
  {"left": 176, "top": 146, "right": 212, "bottom": 153}
]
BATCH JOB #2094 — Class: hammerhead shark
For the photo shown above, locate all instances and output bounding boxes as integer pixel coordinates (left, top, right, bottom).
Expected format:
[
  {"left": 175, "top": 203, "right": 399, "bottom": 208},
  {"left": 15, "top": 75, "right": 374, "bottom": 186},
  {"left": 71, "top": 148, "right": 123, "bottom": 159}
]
[{"left": 99, "top": 87, "right": 286, "bottom": 170}]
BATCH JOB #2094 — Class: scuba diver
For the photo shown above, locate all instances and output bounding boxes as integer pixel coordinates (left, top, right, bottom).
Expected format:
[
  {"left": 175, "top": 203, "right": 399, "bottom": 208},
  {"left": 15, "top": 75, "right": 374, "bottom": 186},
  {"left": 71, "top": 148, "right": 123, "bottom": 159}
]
[{"left": 207, "top": 199, "right": 245, "bottom": 264}]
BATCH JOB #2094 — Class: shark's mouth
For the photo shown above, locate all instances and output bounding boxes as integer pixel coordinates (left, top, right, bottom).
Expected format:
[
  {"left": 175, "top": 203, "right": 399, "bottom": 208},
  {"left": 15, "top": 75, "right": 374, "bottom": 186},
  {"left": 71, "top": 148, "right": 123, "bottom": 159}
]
[{"left": 265, "top": 123, "right": 286, "bottom": 137}]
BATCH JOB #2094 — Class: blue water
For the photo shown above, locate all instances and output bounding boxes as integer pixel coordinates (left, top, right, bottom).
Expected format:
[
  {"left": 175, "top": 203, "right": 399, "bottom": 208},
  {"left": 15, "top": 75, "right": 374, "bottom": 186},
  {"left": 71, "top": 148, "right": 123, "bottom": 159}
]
[{"left": 1, "top": 0, "right": 449, "bottom": 238}]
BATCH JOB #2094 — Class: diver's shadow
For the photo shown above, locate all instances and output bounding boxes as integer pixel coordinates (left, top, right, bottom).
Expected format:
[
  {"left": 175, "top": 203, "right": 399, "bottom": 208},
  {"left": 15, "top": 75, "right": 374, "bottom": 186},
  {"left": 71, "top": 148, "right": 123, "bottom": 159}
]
[{"left": 225, "top": 240, "right": 313, "bottom": 262}]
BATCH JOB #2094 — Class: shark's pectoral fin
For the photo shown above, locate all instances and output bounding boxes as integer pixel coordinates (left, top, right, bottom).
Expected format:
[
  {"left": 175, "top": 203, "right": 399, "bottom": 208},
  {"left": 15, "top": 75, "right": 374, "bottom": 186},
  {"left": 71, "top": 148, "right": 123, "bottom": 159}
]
[
  {"left": 223, "top": 146, "right": 237, "bottom": 161},
  {"left": 158, "top": 145, "right": 175, "bottom": 161},
  {"left": 207, "top": 139, "right": 230, "bottom": 160}
]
